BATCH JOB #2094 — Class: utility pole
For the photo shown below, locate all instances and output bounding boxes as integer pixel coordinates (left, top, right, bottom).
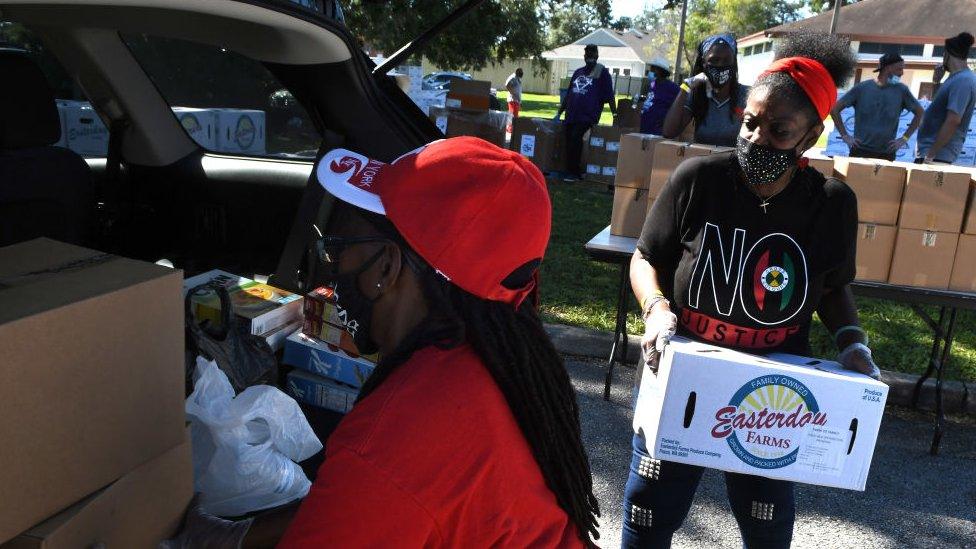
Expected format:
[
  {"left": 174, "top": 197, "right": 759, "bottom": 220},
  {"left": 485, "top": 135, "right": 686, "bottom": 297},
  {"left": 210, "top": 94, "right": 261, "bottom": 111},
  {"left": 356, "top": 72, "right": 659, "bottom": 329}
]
[
  {"left": 674, "top": 0, "right": 689, "bottom": 78},
  {"left": 829, "top": 0, "right": 844, "bottom": 35}
]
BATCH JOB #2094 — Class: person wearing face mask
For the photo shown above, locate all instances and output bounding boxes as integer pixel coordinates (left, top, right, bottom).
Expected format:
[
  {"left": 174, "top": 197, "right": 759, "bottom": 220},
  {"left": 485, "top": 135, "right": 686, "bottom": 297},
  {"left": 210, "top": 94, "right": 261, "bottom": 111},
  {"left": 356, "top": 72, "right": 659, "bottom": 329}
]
[
  {"left": 662, "top": 33, "right": 749, "bottom": 146},
  {"left": 830, "top": 53, "right": 923, "bottom": 161},
  {"left": 623, "top": 32, "right": 878, "bottom": 549},
  {"left": 555, "top": 44, "right": 617, "bottom": 181},
  {"left": 915, "top": 32, "right": 976, "bottom": 164},
  {"left": 639, "top": 58, "right": 680, "bottom": 136}
]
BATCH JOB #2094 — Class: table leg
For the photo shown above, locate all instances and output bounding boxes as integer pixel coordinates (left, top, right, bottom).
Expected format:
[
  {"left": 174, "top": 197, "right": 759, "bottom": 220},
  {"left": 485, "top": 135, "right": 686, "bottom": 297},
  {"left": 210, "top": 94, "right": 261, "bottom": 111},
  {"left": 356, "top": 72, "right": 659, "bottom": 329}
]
[
  {"left": 930, "top": 308, "right": 958, "bottom": 455},
  {"left": 604, "top": 262, "right": 631, "bottom": 401},
  {"left": 912, "top": 307, "right": 947, "bottom": 408}
]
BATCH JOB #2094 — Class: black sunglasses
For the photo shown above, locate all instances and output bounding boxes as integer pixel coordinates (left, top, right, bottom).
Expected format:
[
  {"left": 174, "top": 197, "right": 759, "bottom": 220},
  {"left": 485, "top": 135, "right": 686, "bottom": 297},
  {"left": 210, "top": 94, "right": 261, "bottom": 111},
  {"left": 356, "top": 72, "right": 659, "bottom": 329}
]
[{"left": 315, "top": 236, "right": 391, "bottom": 265}]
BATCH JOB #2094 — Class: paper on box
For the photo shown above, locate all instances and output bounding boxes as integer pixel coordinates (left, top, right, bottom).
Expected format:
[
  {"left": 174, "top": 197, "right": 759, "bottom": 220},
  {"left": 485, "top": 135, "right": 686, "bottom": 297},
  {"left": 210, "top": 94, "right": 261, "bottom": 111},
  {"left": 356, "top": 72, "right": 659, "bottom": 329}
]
[
  {"left": 634, "top": 337, "right": 888, "bottom": 491},
  {"left": 888, "top": 228, "right": 959, "bottom": 288},
  {"left": 833, "top": 158, "right": 906, "bottom": 225},
  {"left": 949, "top": 234, "right": 976, "bottom": 291},
  {"left": 855, "top": 224, "right": 896, "bottom": 282},
  {"left": 614, "top": 133, "right": 663, "bottom": 190},
  {"left": 649, "top": 141, "right": 711, "bottom": 198},
  {"left": 611, "top": 186, "right": 649, "bottom": 237},
  {"left": 2, "top": 434, "right": 193, "bottom": 549},
  {"left": 283, "top": 332, "right": 376, "bottom": 388},
  {"left": 0, "top": 239, "right": 185, "bottom": 543},
  {"left": 286, "top": 370, "right": 359, "bottom": 414},
  {"left": 898, "top": 166, "right": 970, "bottom": 232}
]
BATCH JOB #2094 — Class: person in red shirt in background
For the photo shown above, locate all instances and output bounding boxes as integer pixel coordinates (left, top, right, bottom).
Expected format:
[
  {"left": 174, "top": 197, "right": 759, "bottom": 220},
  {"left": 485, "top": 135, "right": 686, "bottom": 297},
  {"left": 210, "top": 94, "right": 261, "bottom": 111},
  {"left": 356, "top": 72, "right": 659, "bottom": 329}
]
[{"left": 271, "top": 136, "right": 600, "bottom": 547}]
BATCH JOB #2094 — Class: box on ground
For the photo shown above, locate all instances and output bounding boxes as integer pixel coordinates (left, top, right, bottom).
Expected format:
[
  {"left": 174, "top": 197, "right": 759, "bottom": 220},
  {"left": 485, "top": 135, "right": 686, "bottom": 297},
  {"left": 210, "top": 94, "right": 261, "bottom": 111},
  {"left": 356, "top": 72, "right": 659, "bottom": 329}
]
[
  {"left": 585, "top": 125, "right": 634, "bottom": 184},
  {"left": 633, "top": 337, "right": 888, "bottom": 491},
  {"left": 283, "top": 332, "right": 376, "bottom": 388},
  {"left": 611, "top": 186, "right": 650, "bottom": 237},
  {"left": 649, "top": 141, "right": 712, "bottom": 198},
  {"left": 428, "top": 106, "right": 508, "bottom": 148},
  {"left": 888, "top": 228, "right": 959, "bottom": 288},
  {"left": 2, "top": 434, "right": 193, "bottom": 549},
  {"left": 0, "top": 239, "right": 186, "bottom": 543},
  {"left": 183, "top": 269, "right": 303, "bottom": 337},
  {"left": 614, "top": 98, "right": 641, "bottom": 128},
  {"left": 949, "top": 233, "right": 976, "bottom": 292},
  {"left": 855, "top": 224, "right": 897, "bottom": 282},
  {"left": 445, "top": 79, "right": 491, "bottom": 111},
  {"left": 286, "top": 370, "right": 359, "bottom": 414},
  {"left": 511, "top": 118, "right": 565, "bottom": 173},
  {"left": 898, "top": 165, "right": 970, "bottom": 232},
  {"left": 614, "top": 133, "right": 663, "bottom": 190},
  {"left": 833, "top": 158, "right": 905, "bottom": 225}
]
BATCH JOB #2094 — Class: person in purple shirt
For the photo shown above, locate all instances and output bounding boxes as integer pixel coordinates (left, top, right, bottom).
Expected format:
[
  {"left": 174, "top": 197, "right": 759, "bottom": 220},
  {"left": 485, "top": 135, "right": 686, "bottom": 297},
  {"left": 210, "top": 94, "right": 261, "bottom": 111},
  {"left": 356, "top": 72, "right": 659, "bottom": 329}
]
[
  {"left": 639, "top": 58, "right": 680, "bottom": 136},
  {"left": 555, "top": 44, "right": 617, "bottom": 181}
]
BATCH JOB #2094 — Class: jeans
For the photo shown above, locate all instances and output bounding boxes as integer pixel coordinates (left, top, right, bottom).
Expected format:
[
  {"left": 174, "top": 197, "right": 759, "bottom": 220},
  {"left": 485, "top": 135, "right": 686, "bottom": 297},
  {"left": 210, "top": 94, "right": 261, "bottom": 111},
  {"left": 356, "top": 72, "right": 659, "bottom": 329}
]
[
  {"left": 564, "top": 121, "right": 592, "bottom": 177},
  {"left": 622, "top": 431, "right": 796, "bottom": 549},
  {"left": 849, "top": 145, "right": 895, "bottom": 161}
]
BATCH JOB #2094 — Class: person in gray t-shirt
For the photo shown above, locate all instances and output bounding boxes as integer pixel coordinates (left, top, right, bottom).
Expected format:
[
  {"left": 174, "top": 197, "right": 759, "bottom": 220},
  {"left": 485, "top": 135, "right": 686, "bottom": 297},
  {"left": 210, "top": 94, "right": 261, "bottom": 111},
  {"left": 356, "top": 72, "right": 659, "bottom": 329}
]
[
  {"left": 917, "top": 32, "right": 976, "bottom": 164},
  {"left": 831, "top": 53, "right": 923, "bottom": 161}
]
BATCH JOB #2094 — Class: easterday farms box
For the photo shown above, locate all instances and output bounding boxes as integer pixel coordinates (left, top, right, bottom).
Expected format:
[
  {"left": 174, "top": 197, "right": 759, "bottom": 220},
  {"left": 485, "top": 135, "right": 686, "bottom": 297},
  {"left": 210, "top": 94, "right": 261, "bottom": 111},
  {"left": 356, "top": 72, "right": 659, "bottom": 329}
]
[{"left": 634, "top": 337, "right": 888, "bottom": 491}]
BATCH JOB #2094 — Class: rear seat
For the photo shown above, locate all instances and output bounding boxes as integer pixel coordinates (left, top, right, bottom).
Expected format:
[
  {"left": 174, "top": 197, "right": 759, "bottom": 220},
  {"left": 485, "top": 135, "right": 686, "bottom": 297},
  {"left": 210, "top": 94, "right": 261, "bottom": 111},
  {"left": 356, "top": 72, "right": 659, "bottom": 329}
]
[{"left": 0, "top": 50, "right": 94, "bottom": 248}]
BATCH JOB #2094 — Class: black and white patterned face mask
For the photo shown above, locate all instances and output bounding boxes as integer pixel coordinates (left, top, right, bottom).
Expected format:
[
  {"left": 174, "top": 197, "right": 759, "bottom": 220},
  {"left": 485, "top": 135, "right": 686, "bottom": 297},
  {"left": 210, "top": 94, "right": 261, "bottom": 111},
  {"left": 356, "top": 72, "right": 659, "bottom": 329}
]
[
  {"left": 736, "top": 135, "right": 797, "bottom": 186},
  {"left": 704, "top": 65, "right": 733, "bottom": 87}
]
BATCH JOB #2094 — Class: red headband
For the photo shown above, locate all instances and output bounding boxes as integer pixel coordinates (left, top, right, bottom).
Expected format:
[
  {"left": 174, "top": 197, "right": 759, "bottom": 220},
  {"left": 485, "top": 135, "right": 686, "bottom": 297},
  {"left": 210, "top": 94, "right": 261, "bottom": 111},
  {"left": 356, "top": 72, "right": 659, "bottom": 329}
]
[{"left": 759, "top": 57, "right": 835, "bottom": 120}]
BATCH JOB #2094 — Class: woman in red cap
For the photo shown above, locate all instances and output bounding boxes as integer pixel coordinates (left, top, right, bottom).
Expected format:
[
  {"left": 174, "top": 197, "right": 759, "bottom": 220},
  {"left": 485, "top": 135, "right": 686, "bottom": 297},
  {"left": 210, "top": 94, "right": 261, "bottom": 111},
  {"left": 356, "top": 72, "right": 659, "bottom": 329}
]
[
  {"left": 625, "top": 33, "right": 878, "bottom": 548},
  {"left": 271, "top": 137, "right": 601, "bottom": 546}
]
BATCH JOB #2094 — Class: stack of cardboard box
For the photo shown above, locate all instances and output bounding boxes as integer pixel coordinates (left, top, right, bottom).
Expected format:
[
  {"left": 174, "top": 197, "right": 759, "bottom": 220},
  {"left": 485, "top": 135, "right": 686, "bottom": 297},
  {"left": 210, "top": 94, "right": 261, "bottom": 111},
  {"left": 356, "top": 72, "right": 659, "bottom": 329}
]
[
  {"left": 428, "top": 106, "right": 509, "bottom": 148},
  {"left": 584, "top": 124, "right": 637, "bottom": 185},
  {"left": 282, "top": 286, "right": 380, "bottom": 414},
  {"left": 511, "top": 117, "right": 566, "bottom": 173},
  {"left": 0, "top": 239, "right": 191, "bottom": 548}
]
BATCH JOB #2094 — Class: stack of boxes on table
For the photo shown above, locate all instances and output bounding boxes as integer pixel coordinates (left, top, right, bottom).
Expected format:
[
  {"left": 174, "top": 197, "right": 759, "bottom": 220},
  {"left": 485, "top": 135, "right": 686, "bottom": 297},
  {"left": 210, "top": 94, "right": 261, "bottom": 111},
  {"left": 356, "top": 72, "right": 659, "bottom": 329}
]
[
  {"left": 428, "top": 79, "right": 510, "bottom": 148},
  {"left": 0, "top": 239, "right": 191, "bottom": 548}
]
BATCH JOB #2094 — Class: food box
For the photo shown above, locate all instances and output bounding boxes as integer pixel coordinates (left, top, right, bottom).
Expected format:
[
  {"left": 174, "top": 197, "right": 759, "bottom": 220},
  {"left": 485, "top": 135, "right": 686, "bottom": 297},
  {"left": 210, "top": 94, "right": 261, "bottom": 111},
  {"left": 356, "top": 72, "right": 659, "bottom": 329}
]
[
  {"left": 171, "top": 107, "right": 218, "bottom": 150},
  {"left": 283, "top": 332, "right": 376, "bottom": 388},
  {"left": 428, "top": 106, "right": 507, "bottom": 148},
  {"left": 59, "top": 100, "right": 109, "bottom": 157},
  {"left": 833, "top": 158, "right": 906, "bottom": 225},
  {"left": 611, "top": 186, "right": 649, "bottom": 237},
  {"left": 633, "top": 337, "right": 888, "bottom": 491},
  {"left": 897, "top": 165, "right": 970, "bottom": 232},
  {"left": 614, "top": 133, "right": 664, "bottom": 190},
  {"left": 183, "top": 269, "right": 303, "bottom": 337},
  {"left": 285, "top": 370, "right": 359, "bottom": 414},
  {"left": 649, "top": 141, "right": 711, "bottom": 198},
  {"left": 855, "top": 224, "right": 897, "bottom": 282},
  {"left": 511, "top": 118, "right": 565, "bottom": 173},
  {"left": 213, "top": 108, "right": 267, "bottom": 155},
  {"left": 887, "top": 228, "right": 959, "bottom": 289},
  {"left": 445, "top": 79, "right": 491, "bottom": 111},
  {"left": 0, "top": 239, "right": 185, "bottom": 543},
  {"left": 949, "top": 233, "right": 976, "bottom": 292},
  {"left": 803, "top": 152, "right": 835, "bottom": 179}
]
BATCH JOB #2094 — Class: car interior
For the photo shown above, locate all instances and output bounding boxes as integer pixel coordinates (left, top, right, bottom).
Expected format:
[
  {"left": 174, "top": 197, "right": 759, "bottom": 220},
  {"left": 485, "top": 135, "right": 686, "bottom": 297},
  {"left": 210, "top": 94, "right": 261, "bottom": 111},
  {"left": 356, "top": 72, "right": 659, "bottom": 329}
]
[{"left": 0, "top": 0, "right": 441, "bottom": 292}]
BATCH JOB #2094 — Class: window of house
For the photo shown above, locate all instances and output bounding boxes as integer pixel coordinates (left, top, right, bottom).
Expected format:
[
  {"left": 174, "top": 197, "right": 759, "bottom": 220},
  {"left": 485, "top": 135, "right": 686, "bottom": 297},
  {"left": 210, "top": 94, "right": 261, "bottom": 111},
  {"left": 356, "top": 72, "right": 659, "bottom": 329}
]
[
  {"left": 764, "top": 42, "right": 773, "bottom": 53},
  {"left": 121, "top": 33, "right": 322, "bottom": 159},
  {"left": 744, "top": 45, "right": 754, "bottom": 56},
  {"left": 612, "top": 68, "right": 620, "bottom": 75},
  {"left": 858, "top": 42, "right": 924, "bottom": 56},
  {"left": 932, "top": 45, "right": 976, "bottom": 59},
  {"left": 623, "top": 68, "right": 631, "bottom": 76}
]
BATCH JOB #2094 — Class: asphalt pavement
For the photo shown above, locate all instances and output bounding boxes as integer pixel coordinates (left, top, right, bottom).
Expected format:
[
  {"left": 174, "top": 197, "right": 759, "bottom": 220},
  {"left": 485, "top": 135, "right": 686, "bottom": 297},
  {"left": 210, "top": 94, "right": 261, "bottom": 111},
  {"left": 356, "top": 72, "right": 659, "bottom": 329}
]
[{"left": 567, "top": 357, "right": 976, "bottom": 549}]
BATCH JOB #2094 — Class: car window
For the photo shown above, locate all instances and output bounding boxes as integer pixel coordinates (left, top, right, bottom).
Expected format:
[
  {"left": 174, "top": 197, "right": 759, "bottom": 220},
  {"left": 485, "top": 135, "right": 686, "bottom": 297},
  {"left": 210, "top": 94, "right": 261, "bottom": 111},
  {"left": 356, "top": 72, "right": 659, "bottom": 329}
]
[
  {"left": 0, "top": 21, "right": 108, "bottom": 157},
  {"left": 121, "top": 33, "right": 322, "bottom": 159}
]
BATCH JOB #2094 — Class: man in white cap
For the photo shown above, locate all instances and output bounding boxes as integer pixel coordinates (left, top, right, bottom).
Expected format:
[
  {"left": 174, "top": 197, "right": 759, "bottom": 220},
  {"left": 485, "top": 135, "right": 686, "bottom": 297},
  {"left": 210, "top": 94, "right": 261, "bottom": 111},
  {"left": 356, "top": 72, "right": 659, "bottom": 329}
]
[{"left": 639, "top": 57, "right": 680, "bottom": 135}]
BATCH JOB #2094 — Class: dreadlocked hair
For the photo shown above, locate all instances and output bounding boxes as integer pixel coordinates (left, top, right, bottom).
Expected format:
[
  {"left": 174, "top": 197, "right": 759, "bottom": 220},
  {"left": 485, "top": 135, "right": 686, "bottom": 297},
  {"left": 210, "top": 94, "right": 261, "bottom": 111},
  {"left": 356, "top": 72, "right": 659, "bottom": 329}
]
[
  {"left": 351, "top": 208, "right": 602, "bottom": 545},
  {"left": 751, "top": 32, "right": 856, "bottom": 124},
  {"left": 690, "top": 40, "right": 741, "bottom": 125}
]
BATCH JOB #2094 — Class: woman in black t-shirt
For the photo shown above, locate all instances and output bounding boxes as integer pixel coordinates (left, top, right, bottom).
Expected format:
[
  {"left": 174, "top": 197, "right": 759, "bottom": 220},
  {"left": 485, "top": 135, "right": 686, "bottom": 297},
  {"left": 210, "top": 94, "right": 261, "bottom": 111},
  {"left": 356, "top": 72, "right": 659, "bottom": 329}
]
[{"left": 623, "top": 33, "right": 880, "bottom": 548}]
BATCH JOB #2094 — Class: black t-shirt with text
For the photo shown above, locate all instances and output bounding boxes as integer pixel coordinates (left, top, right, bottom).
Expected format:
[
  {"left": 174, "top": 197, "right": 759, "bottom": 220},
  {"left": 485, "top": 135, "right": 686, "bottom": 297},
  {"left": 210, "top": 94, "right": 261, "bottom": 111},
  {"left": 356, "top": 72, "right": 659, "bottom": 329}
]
[{"left": 637, "top": 153, "right": 857, "bottom": 356}]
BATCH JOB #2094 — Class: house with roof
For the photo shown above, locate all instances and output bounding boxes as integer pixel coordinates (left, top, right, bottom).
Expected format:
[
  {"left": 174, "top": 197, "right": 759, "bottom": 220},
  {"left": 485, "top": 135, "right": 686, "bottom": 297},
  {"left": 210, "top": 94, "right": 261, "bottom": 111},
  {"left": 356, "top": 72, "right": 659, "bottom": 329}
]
[
  {"left": 542, "top": 28, "right": 664, "bottom": 85},
  {"left": 736, "top": 0, "right": 976, "bottom": 99}
]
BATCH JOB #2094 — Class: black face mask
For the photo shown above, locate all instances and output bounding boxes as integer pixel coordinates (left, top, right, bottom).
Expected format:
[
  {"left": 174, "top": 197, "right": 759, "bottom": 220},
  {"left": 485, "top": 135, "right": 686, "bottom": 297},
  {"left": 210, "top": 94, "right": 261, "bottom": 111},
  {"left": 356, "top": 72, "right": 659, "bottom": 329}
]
[
  {"left": 704, "top": 65, "right": 733, "bottom": 87},
  {"left": 321, "top": 248, "right": 384, "bottom": 355},
  {"left": 736, "top": 135, "right": 799, "bottom": 187}
]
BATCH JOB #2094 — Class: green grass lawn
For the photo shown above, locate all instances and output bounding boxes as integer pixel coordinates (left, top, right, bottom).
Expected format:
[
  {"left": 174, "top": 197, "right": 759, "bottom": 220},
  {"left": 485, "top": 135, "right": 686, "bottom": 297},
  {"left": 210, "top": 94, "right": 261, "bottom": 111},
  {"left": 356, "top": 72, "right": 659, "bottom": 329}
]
[
  {"left": 498, "top": 91, "right": 625, "bottom": 126},
  {"left": 540, "top": 180, "right": 976, "bottom": 382}
]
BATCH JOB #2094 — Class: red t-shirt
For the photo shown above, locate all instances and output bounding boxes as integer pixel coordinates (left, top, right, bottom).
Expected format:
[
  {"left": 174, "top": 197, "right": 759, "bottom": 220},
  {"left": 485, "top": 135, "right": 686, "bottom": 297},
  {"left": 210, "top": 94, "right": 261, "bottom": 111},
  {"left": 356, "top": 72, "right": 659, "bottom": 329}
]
[{"left": 279, "top": 344, "right": 585, "bottom": 548}]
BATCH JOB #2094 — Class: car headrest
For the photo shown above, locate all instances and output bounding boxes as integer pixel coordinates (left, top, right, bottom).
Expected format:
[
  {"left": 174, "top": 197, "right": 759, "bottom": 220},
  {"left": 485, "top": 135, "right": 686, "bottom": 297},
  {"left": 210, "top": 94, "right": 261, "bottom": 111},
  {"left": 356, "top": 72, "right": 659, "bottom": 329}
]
[{"left": 0, "top": 50, "right": 61, "bottom": 149}]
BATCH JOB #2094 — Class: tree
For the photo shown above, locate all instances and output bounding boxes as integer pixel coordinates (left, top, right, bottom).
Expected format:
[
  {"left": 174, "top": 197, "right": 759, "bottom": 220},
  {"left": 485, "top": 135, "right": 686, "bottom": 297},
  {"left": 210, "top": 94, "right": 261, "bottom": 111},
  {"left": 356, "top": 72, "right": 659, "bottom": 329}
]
[
  {"left": 808, "top": 0, "right": 862, "bottom": 11},
  {"left": 610, "top": 16, "right": 634, "bottom": 31},
  {"left": 544, "top": 0, "right": 612, "bottom": 49}
]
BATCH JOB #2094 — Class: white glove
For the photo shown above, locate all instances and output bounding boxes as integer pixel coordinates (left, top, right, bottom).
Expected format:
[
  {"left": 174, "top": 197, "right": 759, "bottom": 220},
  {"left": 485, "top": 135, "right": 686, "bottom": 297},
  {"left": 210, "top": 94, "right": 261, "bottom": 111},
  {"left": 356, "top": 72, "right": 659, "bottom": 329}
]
[
  {"left": 837, "top": 342, "right": 881, "bottom": 380},
  {"left": 683, "top": 73, "right": 709, "bottom": 90},
  {"left": 641, "top": 307, "right": 677, "bottom": 371}
]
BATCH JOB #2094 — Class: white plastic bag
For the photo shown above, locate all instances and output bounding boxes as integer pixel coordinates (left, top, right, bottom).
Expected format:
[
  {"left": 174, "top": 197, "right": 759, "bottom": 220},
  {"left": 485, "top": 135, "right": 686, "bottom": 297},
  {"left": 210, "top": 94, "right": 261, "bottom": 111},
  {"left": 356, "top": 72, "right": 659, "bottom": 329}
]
[{"left": 185, "top": 357, "right": 323, "bottom": 517}]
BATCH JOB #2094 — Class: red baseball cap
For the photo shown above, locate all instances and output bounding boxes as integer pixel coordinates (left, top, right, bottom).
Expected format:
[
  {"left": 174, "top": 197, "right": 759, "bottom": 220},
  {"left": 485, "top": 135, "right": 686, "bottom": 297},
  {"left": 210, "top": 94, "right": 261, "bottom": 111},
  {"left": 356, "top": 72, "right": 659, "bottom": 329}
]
[{"left": 316, "top": 136, "right": 550, "bottom": 307}]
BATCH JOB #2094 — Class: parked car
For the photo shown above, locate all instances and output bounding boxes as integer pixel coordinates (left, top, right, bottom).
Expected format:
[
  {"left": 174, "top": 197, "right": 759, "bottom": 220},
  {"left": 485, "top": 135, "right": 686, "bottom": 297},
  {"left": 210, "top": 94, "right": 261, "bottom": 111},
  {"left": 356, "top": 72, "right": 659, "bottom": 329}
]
[{"left": 422, "top": 71, "right": 502, "bottom": 110}]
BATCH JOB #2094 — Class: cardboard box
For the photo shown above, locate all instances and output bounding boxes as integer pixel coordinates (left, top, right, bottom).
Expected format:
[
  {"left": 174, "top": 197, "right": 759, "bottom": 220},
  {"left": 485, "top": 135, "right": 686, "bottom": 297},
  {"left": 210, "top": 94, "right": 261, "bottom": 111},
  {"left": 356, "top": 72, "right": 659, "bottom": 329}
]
[
  {"left": 0, "top": 239, "right": 185, "bottom": 543},
  {"left": 171, "top": 107, "right": 218, "bottom": 150},
  {"left": 2, "top": 434, "right": 193, "bottom": 549},
  {"left": 949, "top": 233, "right": 976, "bottom": 292},
  {"left": 446, "top": 79, "right": 491, "bottom": 111},
  {"left": 611, "top": 186, "right": 650, "bottom": 237},
  {"left": 803, "top": 152, "right": 835, "bottom": 179},
  {"left": 649, "top": 141, "right": 711, "bottom": 198},
  {"left": 855, "top": 224, "right": 897, "bottom": 282},
  {"left": 963, "top": 177, "right": 976, "bottom": 234},
  {"left": 285, "top": 370, "right": 359, "bottom": 414},
  {"left": 213, "top": 109, "right": 266, "bottom": 155},
  {"left": 60, "top": 100, "right": 108, "bottom": 157},
  {"left": 888, "top": 228, "right": 959, "bottom": 288},
  {"left": 614, "top": 98, "right": 641, "bottom": 128},
  {"left": 633, "top": 337, "right": 888, "bottom": 491},
  {"left": 833, "top": 158, "right": 906, "bottom": 225},
  {"left": 262, "top": 320, "right": 302, "bottom": 352},
  {"left": 283, "top": 332, "right": 376, "bottom": 388},
  {"left": 429, "top": 106, "right": 508, "bottom": 148},
  {"left": 898, "top": 166, "right": 970, "bottom": 232},
  {"left": 183, "top": 269, "right": 303, "bottom": 337},
  {"left": 511, "top": 118, "right": 565, "bottom": 173},
  {"left": 614, "top": 133, "right": 664, "bottom": 190}
]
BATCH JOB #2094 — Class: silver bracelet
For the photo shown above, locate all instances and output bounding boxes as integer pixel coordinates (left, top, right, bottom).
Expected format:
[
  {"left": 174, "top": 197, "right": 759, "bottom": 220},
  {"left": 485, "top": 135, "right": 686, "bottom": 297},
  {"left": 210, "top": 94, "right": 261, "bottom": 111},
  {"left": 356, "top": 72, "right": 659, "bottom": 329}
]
[{"left": 642, "top": 296, "right": 669, "bottom": 319}]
